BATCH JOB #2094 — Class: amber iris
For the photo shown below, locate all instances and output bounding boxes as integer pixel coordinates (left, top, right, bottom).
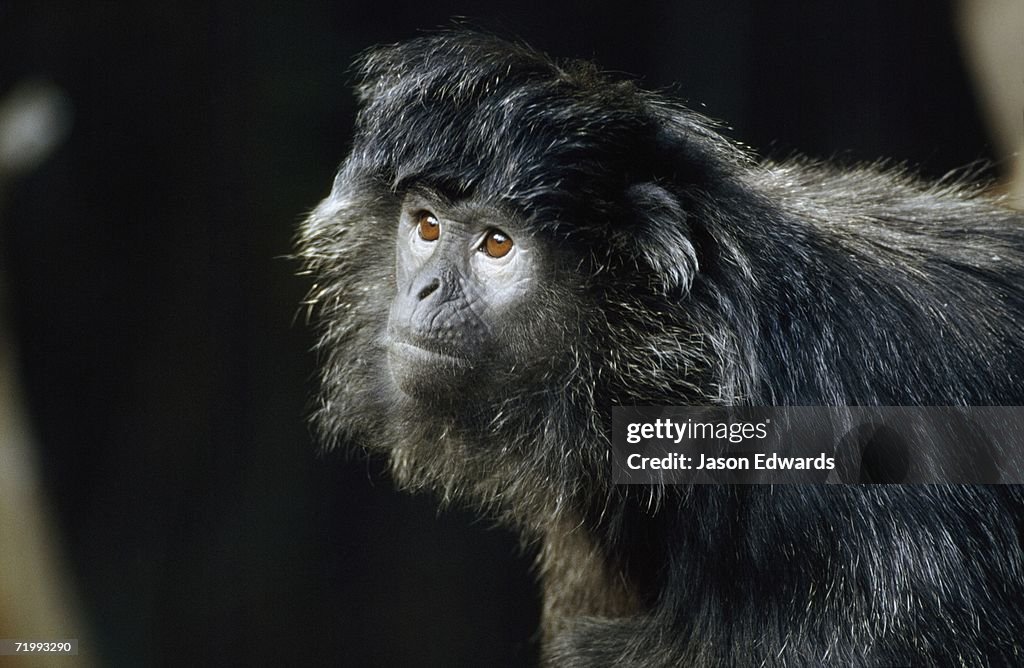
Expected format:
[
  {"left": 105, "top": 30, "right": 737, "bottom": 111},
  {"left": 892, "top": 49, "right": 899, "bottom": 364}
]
[
  {"left": 482, "top": 229, "right": 513, "bottom": 258},
  {"left": 417, "top": 212, "right": 440, "bottom": 241}
]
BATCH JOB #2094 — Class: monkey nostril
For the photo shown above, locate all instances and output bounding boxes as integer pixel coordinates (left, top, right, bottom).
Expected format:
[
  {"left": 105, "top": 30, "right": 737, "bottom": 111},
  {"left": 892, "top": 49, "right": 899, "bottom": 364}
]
[{"left": 416, "top": 278, "right": 441, "bottom": 301}]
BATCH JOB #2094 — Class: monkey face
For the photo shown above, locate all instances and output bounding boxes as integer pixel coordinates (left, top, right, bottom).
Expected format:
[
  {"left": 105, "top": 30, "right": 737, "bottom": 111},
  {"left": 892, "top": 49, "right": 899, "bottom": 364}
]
[{"left": 386, "top": 191, "right": 540, "bottom": 400}]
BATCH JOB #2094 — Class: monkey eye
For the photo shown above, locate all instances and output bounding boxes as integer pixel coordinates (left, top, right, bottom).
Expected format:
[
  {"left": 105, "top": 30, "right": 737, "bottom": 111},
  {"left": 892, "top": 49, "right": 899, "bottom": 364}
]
[
  {"left": 480, "top": 229, "right": 513, "bottom": 258},
  {"left": 416, "top": 211, "right": 440, "bottom": 241}
]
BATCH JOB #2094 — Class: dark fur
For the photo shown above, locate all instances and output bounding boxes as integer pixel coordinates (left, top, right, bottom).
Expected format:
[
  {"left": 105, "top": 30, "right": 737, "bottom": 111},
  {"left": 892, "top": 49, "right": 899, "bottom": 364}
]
[{"left": 300, "top": 32, "right": 1024, "bottom": 666}]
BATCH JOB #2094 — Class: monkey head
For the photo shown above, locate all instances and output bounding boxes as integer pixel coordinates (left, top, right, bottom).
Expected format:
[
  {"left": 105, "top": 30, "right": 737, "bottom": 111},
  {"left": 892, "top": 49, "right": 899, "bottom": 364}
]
[{"left": 299, "top": 32, "right": 741, "bottom": 516}]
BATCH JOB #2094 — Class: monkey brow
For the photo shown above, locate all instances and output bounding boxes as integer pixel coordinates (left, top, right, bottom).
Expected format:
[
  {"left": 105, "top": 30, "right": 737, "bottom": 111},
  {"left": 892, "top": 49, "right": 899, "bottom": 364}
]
[{"left": 393, "top": 172, "right": 475, "bottom": 203}]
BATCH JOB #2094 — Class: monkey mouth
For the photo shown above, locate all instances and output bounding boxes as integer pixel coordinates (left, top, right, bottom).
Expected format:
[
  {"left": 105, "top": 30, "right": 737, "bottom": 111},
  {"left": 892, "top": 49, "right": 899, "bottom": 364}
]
[
  {"left": 386, "top": 337, "right": 473, "bottom": 369},
  {"left": 386, "top": 337, "right": 477, "bottom": 400}
]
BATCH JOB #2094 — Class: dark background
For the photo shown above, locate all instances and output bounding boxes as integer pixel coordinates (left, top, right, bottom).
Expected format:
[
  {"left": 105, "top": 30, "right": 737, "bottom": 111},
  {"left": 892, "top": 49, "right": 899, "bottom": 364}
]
[{"left": 0, "top": 2, "right": 997, "bottom": 666}]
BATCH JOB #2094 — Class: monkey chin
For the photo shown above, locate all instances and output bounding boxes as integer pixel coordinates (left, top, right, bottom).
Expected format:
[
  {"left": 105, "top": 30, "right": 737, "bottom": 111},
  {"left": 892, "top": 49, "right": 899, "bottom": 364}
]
[{"left": 385, "top": 338, "right": 478, "bottom": 402}]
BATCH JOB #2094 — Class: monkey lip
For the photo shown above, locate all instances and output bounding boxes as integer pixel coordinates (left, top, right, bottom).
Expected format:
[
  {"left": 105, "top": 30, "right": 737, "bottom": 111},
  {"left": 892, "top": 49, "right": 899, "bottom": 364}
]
[{"left": 386, "top": 337, "right": 473, "bottom": 369}]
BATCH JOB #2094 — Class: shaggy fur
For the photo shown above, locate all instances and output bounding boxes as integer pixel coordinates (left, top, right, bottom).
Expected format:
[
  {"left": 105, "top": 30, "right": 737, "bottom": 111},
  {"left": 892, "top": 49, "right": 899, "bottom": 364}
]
[{"left": 299, "top": 32, "right": 1024, "bottom": 666}]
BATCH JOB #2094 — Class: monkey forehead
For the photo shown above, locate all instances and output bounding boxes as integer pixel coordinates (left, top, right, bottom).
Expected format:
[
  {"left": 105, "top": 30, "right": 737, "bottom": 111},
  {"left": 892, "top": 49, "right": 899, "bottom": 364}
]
[{"left": 348, "top": 32, "right": 660, "bottom": 223}]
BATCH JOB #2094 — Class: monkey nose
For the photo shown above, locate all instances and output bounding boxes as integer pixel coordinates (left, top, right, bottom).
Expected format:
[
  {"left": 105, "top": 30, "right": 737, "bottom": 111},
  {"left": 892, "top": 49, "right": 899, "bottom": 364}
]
[{"left": 416, "top": 276, "right": 441, "bottom": 301}]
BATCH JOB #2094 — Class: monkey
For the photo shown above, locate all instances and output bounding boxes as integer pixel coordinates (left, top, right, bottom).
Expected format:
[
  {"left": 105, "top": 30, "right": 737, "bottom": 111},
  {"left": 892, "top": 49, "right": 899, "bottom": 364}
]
[{"left": 299, "top": 32, "right": 1024, "bottom": 666}]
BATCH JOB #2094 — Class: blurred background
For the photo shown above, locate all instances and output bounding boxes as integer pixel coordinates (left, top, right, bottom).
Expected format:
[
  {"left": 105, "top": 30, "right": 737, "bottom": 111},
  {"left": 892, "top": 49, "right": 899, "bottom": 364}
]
[{"left": 0, "top": 1, "right": 1020, "bottom": 666}]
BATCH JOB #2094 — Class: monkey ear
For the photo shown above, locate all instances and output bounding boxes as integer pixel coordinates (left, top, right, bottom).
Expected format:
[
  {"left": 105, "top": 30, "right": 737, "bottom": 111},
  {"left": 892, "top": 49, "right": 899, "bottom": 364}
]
[{"left": 624, "top": 183, "right": 699, "bottom": 294}]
